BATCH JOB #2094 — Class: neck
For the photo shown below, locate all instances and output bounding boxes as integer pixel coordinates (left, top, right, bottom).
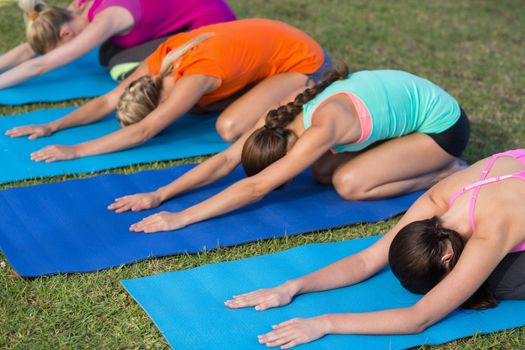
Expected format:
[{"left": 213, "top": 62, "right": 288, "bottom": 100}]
[
  {"left": 71, "top": 14, "right": 89, "bottom": 33},
  {"left": 286, "top": 111, "right": 306, "bottom": 137},
  {"left": 438, "top": 211, "right": 472, "bottom": 241}
]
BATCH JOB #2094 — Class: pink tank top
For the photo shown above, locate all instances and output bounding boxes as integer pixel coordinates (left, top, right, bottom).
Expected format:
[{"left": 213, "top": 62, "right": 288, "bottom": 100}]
[
  {"left": 78, "top": 0, "right": 236, "bottom": 48},
  {"left": 448, "top": 149, "right": 525, "bottom": 253}
]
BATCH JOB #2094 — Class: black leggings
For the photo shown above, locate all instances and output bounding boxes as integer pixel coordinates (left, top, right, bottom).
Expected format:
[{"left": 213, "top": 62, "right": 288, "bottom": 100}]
[
  {"left": 427, "top": 107, "right": 470, "bottom": 158},
  {"left": 98, "top": 33, "right": 177, "bottom": 69},
  {"left": 488, "top": 251, "right": 525, "bottom": 300}
]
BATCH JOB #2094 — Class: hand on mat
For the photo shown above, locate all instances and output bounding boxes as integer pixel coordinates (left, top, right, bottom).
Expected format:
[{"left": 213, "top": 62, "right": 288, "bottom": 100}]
[
  {"left": 31, "top": 145, "right": 79, "bottom": 163},
  {"left": 224, "top": 284, "right": 295, "bottom": 310},
  {"left": 258, "top": 317, "right": 329, "bottom": 349},
  {"left": 5, "top": 124, "right": 53, "bottom": 139},
  {"left": 130, "top": 212, "right": 188, "bottom": 233},
  {"left": 108, "top": 192, "right": 162, "bottom": 213}
]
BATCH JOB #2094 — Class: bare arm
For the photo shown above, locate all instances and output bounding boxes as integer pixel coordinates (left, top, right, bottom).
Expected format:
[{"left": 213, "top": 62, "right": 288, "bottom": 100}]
[
  {"left": 0, "top": 8, "right": 133, "bottom": 88},
  {"left": 109, "top": 116, "right": 266, "bottom": 213},
  {"left": 108, "top": 85, "right": 300, "bottom": 213},
  {"left": 226, "top": 188, "right": 447, "bottom": 311},
  {"left": 5, "top": 61, "right": 149, "bottom": 139},
  {"left": 129, "top": 113, "right": 340, "bottom": 233},
  {"left": 30, "top": 74, "right": 217, "bottom": 162},
  {"left": 0, "top": 43, "right": 36, "bottom": 73},
  {"left": 257, "top": 219, "right": 515, "bottom": 348}
]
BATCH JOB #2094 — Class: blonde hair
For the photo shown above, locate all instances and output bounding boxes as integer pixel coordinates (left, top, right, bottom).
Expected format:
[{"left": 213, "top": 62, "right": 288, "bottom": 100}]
[
  {"left": 116, "top": 33, "right": 215, "bottom": 127},
  {"left": 19, "top": 0, "right": 73, "bottom": 54}
]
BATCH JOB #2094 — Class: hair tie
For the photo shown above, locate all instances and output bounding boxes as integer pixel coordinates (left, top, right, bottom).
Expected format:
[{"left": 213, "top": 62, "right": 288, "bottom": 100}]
[
  {"left": 29, "top": 12, "right": 39, "bottom": 21},
  {"left": 263, "top": 124, "right": 286, "bottom": 137}
]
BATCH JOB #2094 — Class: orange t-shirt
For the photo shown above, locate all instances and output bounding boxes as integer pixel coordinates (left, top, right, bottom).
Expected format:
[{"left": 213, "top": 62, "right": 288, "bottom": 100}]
[{"left": 147, "top": 18, "right": 324, "bottom": 106}]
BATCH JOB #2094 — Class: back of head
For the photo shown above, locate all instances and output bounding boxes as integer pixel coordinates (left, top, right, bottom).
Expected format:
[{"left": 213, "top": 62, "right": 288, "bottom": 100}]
[
  {"left": 116, "top": 76, "right": 163, "bottom": 127},
  {"left": 389, "top": 216, "right": 497, "bottom": 309},
  {"left": 241, "top": 64, "right": 349, "bottom": 177},
  {"left": 19, "top": 0, "right": 73, "bottom": 54},
  {"left": 389, "top": 216, "right": 463, "bottom": 294},
  {"left": 116, "top": 32, "right": 214, "bottom": 127}
]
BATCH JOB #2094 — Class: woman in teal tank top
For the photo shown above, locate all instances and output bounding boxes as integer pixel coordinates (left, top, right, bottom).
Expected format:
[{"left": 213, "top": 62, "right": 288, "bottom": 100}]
[{"left": 108, "top": 64, "right": 469, "bottom": 234}]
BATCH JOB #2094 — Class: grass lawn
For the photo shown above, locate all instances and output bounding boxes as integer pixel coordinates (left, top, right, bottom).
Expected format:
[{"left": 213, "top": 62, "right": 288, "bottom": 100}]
[{"left": 1, "top": 0, "right": 524, "bottom": 348}]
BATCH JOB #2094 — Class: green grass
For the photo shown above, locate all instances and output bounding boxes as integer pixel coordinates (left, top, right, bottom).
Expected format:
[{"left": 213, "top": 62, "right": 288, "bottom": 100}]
[{"left": 0, "top": 0, "right": 524, "bottom": 348}]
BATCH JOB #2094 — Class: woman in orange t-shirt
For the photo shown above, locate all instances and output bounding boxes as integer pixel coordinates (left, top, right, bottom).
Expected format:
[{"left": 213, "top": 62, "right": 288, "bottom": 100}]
[{"left": 7, "top": 19, "right": 331, "bottom": 163}]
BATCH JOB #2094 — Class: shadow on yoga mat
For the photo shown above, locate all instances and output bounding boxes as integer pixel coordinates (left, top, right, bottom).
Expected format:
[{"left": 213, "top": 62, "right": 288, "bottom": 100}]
[
  {"left": 0, "top": 49, "right": 117, "bottom": 105},
  {"left": 0, "top": 107, "right": 228, "bottom": 184},
  {"left": 122, "top": 236, "right": 525, "bottom": 350},
  {"left": 0, "top": 164, "right": 422, "bottom": 277}
]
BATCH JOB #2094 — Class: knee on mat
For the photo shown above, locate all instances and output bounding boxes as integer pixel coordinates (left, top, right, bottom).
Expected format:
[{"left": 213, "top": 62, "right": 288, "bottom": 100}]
[
  {"left": 311, "top": 165, "right": 332, "bottom": 185},
  {"left": 216, "top": 119, "right": 242, "bottom": 143},
  {"left": 333, "top": 172, "right": 370, "bottom": 201}
]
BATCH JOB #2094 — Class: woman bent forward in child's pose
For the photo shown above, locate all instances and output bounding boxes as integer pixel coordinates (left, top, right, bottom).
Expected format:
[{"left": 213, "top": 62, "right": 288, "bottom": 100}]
[
  {"left": 6, "top": 19, "right": 329, "bottom": 162},
  {"left": 109, "top": 66, "right": 470, "bottom": 233},
  {"left": 0, "top": 0, "right": 235, "bottom": 86},
  {"left": 225, "top": 149, "right": 525, "bottom": 348}
]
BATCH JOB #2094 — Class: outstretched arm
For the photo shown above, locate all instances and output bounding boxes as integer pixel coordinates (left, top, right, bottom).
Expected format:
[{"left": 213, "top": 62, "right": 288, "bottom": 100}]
[
  {"left": 226, "top": 187, "right": 447, "bottom": 311},
  {"left": 0, "top": 7, "right": 133, "bottom": 88},
  {"left": 5, "top": 61, "right": 149, "bottom": 140},
  {"left": 0, "top": 43, "right": 36, "bottom": 73},
  {"left": 129, "top": 115, "right": 340, "bottom": 233},
  {"left": 108, "top": 84, "right": 307, "bottom": 213},
  {"left": 109, "top": 117, "right": 265, "bottom": 213},
  {"left": 256, "top": 215, "right": 515, "bottom": 348},
  {"left": 30, "top": 74, "right": 218, "bottom": 162}
]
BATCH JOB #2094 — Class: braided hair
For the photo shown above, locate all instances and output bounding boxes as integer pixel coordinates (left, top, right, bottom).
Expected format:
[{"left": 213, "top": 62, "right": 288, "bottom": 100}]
[
  {"left": 241, "top": 64, "right": 349, "bottom": 177},
  {"left": 116, "top": 33, "right": 214, "bottom": 127},
  {"left": 389, "top": 216, "right": 497, "bottom": 309}
]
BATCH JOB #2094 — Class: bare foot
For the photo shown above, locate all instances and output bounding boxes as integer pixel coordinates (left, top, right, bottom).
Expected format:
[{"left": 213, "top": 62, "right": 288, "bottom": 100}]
[{"left": 435, "top": 157, "right": 468, "bottom": 182}]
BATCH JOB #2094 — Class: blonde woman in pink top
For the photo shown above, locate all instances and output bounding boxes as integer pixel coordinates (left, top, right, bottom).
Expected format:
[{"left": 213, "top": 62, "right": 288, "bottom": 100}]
[{"left": 0, "top": 0, "right": 235, "bottom": 87}]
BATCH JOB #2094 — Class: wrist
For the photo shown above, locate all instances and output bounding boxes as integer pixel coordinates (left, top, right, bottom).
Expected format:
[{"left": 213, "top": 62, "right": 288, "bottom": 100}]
[
  {"left": 154, "top": 188, "right": 169, "bottom": 203},
  {"left": 73, "top": 143, "right": 87, "bottom": 158},
  {"left": 316, "top": 314, "right": 334, "bottom": 334},
  {"left": 179, "top": 209, "right": 195, "bottom": 227},
  {"left": 283, "top": 279, "right": 302, "bottom": 297},
  {"left": 48, "top": 121, "right": 60, "bottom": 133}
]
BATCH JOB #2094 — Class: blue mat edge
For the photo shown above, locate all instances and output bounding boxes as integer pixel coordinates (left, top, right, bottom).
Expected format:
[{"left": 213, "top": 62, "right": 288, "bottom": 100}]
[{"left": 120, "top": 236, "right": 525, "bottom": 349}]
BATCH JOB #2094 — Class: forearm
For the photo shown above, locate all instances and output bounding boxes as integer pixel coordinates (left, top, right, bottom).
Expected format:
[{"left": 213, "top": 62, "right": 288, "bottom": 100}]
[
  {"left": 285, "top": 253, "right": 377, "bottom": 296},
  {"left": 0, "top": 43, "right": 35, "bottom": 72},
  {"left": 181, "top": 179, "right": 266, "bottom": 226},
  {"left": 323, "top": 308, "right": 424, "bottom": 335},
  {"left": 155, "top": 153, "right": 238, "bottom": 202},
  {"left": 75, "top": 125, "right": 150, "bottom": 158},
  {"left": 0, "top": 57, "right": 47, "bottom": 88},
  {"left": 48, "top": 95, "right": 116, "bottom": 132}
]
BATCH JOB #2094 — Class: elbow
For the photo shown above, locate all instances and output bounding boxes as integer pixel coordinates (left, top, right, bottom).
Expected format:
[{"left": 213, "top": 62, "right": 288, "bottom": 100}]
[
  {"left": 31, "top": 59, "right": 48, "bottom": 75},
  {"left": 405, "top": 308, "right": 433, "bottom": 334},
  {"left": 410, "top": 321, "right": 429, "bottom": 334},
  {"left": 133, "top": 126, "right": 155, "bottom": 145},
  {"left": 247, "top": 180, "right": 269, "bottom": 203}
]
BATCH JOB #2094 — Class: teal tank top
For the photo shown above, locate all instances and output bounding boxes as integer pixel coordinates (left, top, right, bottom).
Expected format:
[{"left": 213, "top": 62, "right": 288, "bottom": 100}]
[{"left": 302, "top": 70, "right": 461, "bottom": 152}]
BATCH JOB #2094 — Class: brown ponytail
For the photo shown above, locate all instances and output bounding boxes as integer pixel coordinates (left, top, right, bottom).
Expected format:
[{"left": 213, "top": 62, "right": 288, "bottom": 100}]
[
  {"left": 389, "top": 216, "right": 498, "bottom": 310},
  {"left": 241, "top": 64, "right": 349, "bottom": 177}
]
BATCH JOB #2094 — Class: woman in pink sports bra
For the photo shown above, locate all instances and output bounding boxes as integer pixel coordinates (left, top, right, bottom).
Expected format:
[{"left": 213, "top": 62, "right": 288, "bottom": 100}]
[
  {"left": 0, "top": 0, "right": 235, "bottom": 87},
  {"left": 223, "top": 149, "right": 525, "bottom": 348}
]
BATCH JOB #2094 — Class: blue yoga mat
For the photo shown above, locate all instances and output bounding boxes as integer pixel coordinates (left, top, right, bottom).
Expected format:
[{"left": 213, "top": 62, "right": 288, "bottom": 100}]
[
  {"left": 122, "top": 236, "right": 525, "bottom": 350},
  {"left": 0, "top": 163, "right": 422, "bottom": 277},
  {"left": 0, "top": 107, "right": 228, "bottom": 184},
  {"left": 0, "top": 49, "right": 117, "bottom": 105}
]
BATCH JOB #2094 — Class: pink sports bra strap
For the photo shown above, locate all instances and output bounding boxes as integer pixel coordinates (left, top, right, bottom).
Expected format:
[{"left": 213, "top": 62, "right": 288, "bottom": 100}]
[
  {"left": 449, "top": 149, "right": 525, "bottom": 232},
  {"left": 467, "top": 155, "right": 499, "bottom": 231}
]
